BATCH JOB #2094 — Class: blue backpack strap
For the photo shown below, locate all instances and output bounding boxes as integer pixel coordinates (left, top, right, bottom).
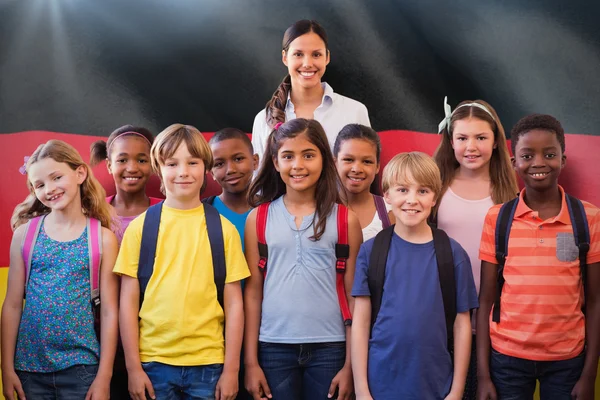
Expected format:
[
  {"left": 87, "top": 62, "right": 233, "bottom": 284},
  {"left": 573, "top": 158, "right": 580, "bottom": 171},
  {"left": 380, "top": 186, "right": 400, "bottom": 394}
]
[
  {"left": 138, "top": 201, "right": 164, "bottom": 306},
  {"left": 493, "top": 198, "right": 519, "bottom": 323},
  {"left": 204, "top": 203, "right": 226, "bottom": 310},
  {"left": 565, "top": 194, "right": 590, "bottom": 311},
  {"left": 202, "top": 196, "right": 216, "bottom": 206},
  {"left": 432, "top": 227, "right": 456, "bottom": 351},
  {"left": 373, "top": 195, "right": 391, "bottom": 229}
]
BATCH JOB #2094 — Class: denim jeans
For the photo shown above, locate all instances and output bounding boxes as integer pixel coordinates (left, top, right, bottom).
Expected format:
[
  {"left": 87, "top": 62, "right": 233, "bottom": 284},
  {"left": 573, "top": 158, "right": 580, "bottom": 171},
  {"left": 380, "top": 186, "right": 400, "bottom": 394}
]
[
  {"left": 258, "top": 341, "right": 346, "bottom": 400},
  {"left": 490, "top": 348, "right": 585, "bottom": 400},
  {"left": 16, "top": 364, "right": 98, "bottom": 400},
  {"left": 142, "top": 361, "right": 223, "bottom": 400}
]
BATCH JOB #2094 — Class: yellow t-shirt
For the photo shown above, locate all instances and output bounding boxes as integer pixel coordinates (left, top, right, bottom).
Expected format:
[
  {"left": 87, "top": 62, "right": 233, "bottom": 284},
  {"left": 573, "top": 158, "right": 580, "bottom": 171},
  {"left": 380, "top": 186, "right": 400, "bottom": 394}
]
[{"left": 113, "top": 203, "right": 250, "bottom": 366}]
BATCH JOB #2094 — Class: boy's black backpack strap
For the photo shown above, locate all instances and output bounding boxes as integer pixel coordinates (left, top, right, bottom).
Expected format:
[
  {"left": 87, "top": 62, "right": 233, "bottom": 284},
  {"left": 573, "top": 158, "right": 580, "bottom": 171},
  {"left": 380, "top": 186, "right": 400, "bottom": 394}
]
[
  {"left": 367, "top": 225, "right": 395, "bottom": 334},
  {"left": 202, "top": 196, "right": 216, "bottom": 205},
  {"left": 138, "top": 201, "right": 227, "bottom": 311},
  {"left": 204, "top": 203, "right": 226, "bottom": 310},
  {"left": 138, "top": 201, "right": 164, "bottom": 306},
  {"left": 432, "top": 227, "right": 456, "bottom": 349},
  {"left": 493, "top": 198, "right": 519, "bottom": 323},
  {"left": 565, "top": 194, "right": 590, "bottom": 310}
]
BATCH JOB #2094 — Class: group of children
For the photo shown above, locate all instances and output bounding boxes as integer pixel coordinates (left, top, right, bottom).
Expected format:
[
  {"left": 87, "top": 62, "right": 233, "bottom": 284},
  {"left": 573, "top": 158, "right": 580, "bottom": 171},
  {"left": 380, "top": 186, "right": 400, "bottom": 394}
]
[{"left": 1, "top": 17, "right": 599, "bottom": 400}]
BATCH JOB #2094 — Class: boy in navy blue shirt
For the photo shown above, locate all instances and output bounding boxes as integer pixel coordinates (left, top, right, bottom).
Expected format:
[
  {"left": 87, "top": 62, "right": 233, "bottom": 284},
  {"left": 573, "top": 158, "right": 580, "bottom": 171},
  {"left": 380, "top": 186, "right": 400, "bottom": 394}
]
[{"left": 351, "top": 152, "right": 478, "bottom": 400}]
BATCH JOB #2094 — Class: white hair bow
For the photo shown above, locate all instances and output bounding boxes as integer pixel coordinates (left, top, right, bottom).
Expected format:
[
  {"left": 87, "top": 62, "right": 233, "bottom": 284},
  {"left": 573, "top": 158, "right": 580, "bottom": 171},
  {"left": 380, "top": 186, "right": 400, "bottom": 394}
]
[{"left": 437, "top": 96, "right": 452, "bottom": 134}]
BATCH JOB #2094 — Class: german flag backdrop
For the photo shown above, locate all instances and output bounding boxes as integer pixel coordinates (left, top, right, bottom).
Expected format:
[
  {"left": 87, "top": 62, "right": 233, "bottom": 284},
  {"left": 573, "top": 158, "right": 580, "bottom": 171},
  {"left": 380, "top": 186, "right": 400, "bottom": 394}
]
[{"left": 1, "top": 0, "right": 599, "bottom": 394}]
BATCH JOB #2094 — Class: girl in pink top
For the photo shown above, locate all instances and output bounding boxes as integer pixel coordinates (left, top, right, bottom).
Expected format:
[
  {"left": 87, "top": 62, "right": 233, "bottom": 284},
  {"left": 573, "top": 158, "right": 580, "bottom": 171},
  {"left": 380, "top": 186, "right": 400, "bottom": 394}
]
[
  {"left": 432, "top": 98, "right": 518, "bottom": 399},
  {"left": 90, "top": 125, "right": 161, "bottom": 400},
  {"left": 90, "top": 125, "right": 161, "bottom": 244}
]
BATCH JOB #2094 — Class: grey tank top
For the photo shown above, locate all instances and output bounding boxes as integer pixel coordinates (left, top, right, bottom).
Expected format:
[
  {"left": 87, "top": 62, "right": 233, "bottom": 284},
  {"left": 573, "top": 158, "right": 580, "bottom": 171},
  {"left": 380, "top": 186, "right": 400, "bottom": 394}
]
[{"left": 259, "top": 196, "right": 346, "bottom": 343}]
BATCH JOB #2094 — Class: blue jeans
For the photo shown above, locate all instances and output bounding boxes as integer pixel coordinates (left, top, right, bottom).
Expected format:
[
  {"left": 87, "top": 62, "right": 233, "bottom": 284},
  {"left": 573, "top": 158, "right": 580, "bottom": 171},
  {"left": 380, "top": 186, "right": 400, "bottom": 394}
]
[
  {"left": 142, "top": 362, "right": 223, "bottom": 400},
  {"left": 490, "top": 348, "right": 585, "bottom": 400},
  {"left": 16, "top": 364, "right": 98, "bottom": 399},
  {"left": 258, "top": 341, "right": 346, "bottom": 400}
]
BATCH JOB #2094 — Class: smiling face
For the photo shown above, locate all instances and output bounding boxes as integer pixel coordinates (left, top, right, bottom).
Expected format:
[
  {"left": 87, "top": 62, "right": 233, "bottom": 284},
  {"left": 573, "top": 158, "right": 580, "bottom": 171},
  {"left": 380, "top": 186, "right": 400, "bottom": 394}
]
[
  {"left": 211, "top": 138, "right": 258, "bottom": 195},
  {"left": 274, "top": 133, "right": 323, "bottom": 195},
  {"left": 512, "top": 129, "right": 565, "bottom": 192},
  {"left": 384, "top": 171, "right": 437, "bottom": 229},
  {"left": 451, "top": 117, "right": 496, "bottom": 173},
  {"left": 107, "top": 135, "right": 152, "bottom": 195},
  {"left": 28, "top": 158, "right": 86, "bottom": 212},
  {"left": 159, "top": 142, "right": 206, "bottom": 202},
  {"left": 283, "top": 31, "right": 330, "bottom": 91},
  {"left": 335, "top": 138, "right": 379, "bottom": 195}
]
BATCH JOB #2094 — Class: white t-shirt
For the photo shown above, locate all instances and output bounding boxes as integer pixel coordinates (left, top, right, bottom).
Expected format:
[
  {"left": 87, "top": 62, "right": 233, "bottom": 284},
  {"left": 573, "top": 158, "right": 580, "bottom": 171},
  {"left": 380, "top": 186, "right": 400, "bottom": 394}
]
[
  {"left": 362, "top": 201, "right": 392, "bottom": 242},
  {"left": 251, "top": 82, "right": 370, "bottom": 164}
]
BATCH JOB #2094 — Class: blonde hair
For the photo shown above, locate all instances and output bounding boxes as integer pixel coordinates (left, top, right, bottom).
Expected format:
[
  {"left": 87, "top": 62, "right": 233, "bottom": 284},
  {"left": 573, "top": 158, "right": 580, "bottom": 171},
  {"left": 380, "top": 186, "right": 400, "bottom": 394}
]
[
  {"left": 11, "top": 140, "right": 112, "bottom": 230},
  {"left": 433, "top": 99, "right": 518, "bottom": 211},
  {"left": 382, "top": 152, "right": 442, "bottom": 201},
  {"left": 151, "top": 124, "right": 213, "bottom": 194}
]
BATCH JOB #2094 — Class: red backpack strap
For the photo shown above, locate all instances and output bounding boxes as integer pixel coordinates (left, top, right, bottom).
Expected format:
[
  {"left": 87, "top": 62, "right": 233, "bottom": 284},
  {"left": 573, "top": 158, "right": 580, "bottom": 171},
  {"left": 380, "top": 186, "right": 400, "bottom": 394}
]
[
  {"left": 21, "top": 216, "right": 44, "bottom": 296},
  {"left": 87, "top": 218, "right": 102, "bottom": 309},
  {"left": 335, "top": 204, "right": 352, "bottom": 326},
  {"left": 256, "top": 202, "right": 271, "bottom": 279}
]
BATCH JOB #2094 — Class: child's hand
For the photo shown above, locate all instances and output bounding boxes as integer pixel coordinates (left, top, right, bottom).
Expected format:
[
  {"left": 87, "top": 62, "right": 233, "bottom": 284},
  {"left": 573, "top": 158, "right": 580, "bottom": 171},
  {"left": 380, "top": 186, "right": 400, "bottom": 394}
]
[
  {"left": 476, "top": 376, "right": 497, "bottom": 400},
  {"left": 245, "top": 364, "right": 272, "bottom": 400},
  {"left": 443, "top": 391, "right": 462, "bottom": 400},
  {"left": 328, "top": 364, "right": 354, "bottom": 400},
  {"left": 571, "top": 374, "right": 595, "bottom": 400},
  {"left": 2, "top": 370, "right": 26, "bottom": 400},
  {"left": 85, "top": 374, "right": 110, "bottom": 400},
  {"left": 356, "top": 395, "right": 374, "bottom": 400},
  {"left": 215, "top": 368, "right": 238, "bottom": 400},
  {"left": 128, "top": 367, "right": 155, "bottom": 400}
]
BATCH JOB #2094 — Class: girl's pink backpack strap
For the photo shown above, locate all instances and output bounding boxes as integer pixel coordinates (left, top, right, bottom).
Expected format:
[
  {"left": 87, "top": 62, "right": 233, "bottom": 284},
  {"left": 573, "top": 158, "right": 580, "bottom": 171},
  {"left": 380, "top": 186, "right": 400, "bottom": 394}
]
[
  {"left": 21, "top": 216, "right": 45, "bottom": 295},
  {"left": 87, "top": 218, "right": 103, "bottom": 308}
]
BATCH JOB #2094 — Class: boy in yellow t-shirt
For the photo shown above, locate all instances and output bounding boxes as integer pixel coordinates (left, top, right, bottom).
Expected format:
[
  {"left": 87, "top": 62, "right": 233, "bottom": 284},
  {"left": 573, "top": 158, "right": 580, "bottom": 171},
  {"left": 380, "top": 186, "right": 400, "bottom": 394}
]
[{"left": 114, "top": 124, "right": 250, "bottom": 400}]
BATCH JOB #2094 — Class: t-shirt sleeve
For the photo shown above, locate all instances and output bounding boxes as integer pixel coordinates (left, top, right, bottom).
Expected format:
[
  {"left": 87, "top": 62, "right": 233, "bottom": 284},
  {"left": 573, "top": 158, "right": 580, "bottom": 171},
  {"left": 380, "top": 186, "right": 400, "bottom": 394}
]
[
  {"left": 584, "top": 202, "right": 600, "bottom": 264},
  {"left": 357, "top": 103, "right": 371, "bottom": 127},
  {"left": 251, "top": 110, "right": 267, "bottom": 165},
  {"left": 451, "top": 239, "right": 479, "bottom": 313},
  {"left": 352, "top": 240, "right": 373, "bottom": 297},
  {"left": 479, "top": 205, "right": 501, "bottom": 264},
  {"left": 222, "top": 217, "right": 251, "bottom": 283},
  {"left": 113, "top": 213, "right": 145, "bottom": 278}
]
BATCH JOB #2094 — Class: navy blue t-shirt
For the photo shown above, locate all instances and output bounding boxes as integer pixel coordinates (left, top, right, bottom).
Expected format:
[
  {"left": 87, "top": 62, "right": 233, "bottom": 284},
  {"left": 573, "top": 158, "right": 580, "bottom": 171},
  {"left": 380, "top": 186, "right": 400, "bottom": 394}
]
[{"left": 352, "top": 232, "right": 479, "bottom": 400}]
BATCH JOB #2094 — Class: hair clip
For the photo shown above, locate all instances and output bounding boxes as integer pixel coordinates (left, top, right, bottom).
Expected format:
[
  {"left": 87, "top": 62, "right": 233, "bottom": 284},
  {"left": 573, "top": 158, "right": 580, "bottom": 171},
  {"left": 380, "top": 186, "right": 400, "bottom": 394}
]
[
  {"left": 19, "top": 156, "right": 30, "bottom": 175},
  {"left": 274, "top": 122, "right": 284, "bottom": 130}
]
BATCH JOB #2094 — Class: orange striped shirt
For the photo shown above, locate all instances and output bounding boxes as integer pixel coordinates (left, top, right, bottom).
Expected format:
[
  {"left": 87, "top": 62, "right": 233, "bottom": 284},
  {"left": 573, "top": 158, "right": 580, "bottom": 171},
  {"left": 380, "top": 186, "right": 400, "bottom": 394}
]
[{"left": 479, "top": 186, "right": 600, "bottom": 361}]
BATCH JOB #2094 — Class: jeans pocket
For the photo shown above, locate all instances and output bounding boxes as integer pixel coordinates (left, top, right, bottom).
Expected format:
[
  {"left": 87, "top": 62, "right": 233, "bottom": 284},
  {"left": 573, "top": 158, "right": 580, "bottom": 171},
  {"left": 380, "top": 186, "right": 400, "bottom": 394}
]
[
  {"left": 76, "top": 364, "right": 99, "bottom": 385},
  {"left": 15, "top": 370, "right": 30, "bottom": 385}
]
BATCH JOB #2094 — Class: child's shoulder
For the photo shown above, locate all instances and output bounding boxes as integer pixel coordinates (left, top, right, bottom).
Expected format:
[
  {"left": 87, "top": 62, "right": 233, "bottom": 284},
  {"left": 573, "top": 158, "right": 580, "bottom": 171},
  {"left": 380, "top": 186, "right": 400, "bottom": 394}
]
[{"left": 581, "top": 199, "right": 600, "bottom": 219}]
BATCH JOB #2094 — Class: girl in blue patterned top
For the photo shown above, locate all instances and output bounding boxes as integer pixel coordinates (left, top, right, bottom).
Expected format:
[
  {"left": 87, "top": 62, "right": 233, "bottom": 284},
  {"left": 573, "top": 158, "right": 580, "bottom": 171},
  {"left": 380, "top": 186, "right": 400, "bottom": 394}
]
[{"left": 2, "top": 140, "right": 119, "bottom": 400}]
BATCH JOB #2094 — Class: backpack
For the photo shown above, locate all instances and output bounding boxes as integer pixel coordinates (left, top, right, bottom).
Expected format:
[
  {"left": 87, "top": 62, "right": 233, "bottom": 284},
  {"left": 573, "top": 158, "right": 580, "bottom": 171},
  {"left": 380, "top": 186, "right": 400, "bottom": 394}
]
[
  {"left": 367, "top": 225, "right": 456, "bottom": 350},
  {"left": 202, "top": 196, "right": 217, "bottom": 206},
  {"left": 138, "top": 201, "right": 227, "bottom": 310},
  {"left": 255, "top": 202, "right": 353, "bottom": 326},
  {"left": 22, "top": 215, "right": 102, "bottom": 335},
  {"left": 492, "top": 194, "right": 590, "bottom": 323},
  {"left": 373, "top": 195, "right": 391, "bottom": 229}
]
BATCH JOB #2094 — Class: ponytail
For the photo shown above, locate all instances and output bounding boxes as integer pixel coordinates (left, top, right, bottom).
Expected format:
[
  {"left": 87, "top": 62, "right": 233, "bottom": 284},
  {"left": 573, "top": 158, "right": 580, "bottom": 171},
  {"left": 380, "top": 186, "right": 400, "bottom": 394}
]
[
  {"left": 89, "top": 140, "right": 108, "bottom": 166},
  {"left": 265, "top": 75, "right": 291, "bottom": 129}
]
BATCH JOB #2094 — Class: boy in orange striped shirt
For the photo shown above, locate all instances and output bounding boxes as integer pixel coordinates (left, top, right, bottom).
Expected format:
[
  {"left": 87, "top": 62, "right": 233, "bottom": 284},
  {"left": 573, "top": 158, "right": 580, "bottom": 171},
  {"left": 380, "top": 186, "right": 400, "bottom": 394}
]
[{"left": 476, "top": 114, "right": 600, "bottom": 400}]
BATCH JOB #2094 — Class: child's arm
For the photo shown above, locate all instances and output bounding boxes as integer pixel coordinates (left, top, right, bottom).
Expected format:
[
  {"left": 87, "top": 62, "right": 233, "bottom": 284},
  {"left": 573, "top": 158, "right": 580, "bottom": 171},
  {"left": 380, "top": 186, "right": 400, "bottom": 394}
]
[
  {"left": 572, "top": 260, "right": 600, "bottom": 399},
  {"left": 1, "top": 226, "right": 27, "bottom": 400},
  {"left": 351, "top": 296, "right": 373, "bottom": 400},
  {"left": 243, "top": 210, "right": 271, "bottom": 400},
  {"left": 446, "top": 311, "right": 471, "bottom": 400},
  {"left": 216, "top": 281, "right": 244, "bottom": 400},
  {"left": 329, "top": 210, "right": 362, "bottom": 400},
  {"left": 476, "top": 260, "right": 498, "bottom": 400},
  {"left": 120, "top": 275, "right": 155, "bottom": 400},
  {"left": 86, "top": 228, "right": 119, "bottom": 400}
]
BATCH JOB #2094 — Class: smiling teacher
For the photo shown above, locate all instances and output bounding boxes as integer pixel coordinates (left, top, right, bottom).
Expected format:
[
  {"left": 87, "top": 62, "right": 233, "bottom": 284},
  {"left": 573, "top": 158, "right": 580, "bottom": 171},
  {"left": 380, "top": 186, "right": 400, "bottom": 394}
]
[{"left": 252, "top": 19, "right": 371, "bottom": 164}]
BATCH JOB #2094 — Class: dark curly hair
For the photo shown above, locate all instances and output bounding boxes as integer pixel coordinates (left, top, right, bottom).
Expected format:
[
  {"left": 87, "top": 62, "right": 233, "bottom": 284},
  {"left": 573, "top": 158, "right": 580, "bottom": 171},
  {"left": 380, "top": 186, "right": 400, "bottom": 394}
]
[{"left": 511, "top": 114, "right": 565, "bottom": 154}]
